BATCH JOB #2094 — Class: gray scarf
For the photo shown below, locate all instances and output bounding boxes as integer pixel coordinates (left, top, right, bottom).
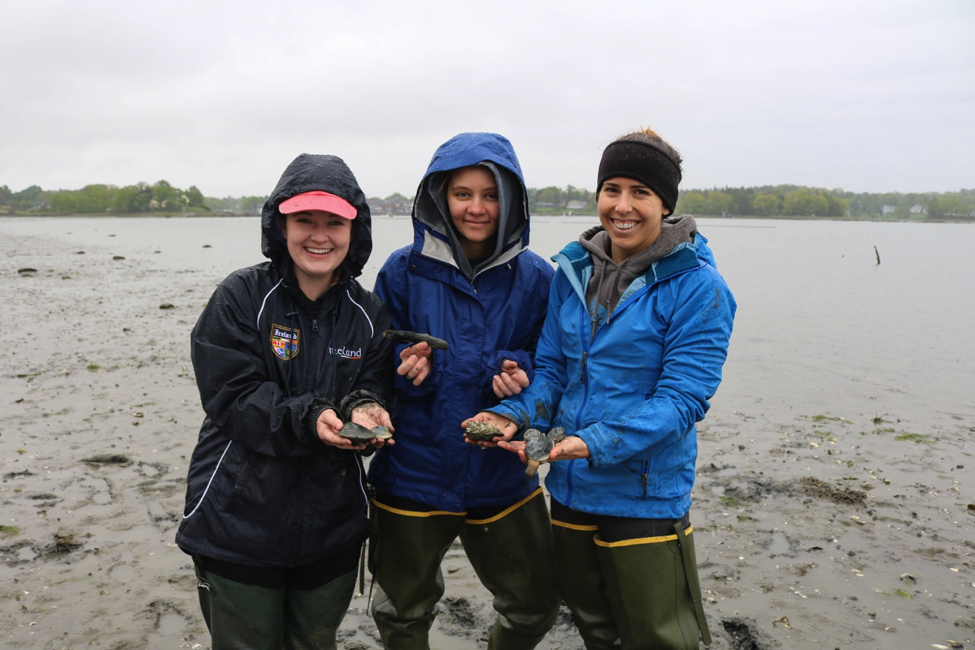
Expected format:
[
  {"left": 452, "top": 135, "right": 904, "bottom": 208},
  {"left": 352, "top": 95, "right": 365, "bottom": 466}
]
[{"left": 579, "top": 215, "right": 698, "bottom": 325}]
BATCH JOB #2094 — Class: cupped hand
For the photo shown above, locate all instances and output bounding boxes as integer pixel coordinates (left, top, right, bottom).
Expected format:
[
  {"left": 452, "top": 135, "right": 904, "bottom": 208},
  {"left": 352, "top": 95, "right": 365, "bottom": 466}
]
[
  {"left": 397, "top": 341, "right": 433, "bottom": 386},
  {"left": 317, "top": 409, "right": 366, "bottom": 450},
  {"left": 497, "top": 439, "right": 528, "bottom": 464},
  {"left": 492, "top": 359, "right": 530, "bottom": 398},
  {"left": 351, "top": 402, "right": 395, "bottom": 448},
  {"left": 550, "top": 435, "right": 591, "bottom": 461},
  {"left": 461, "top": 412, "right": 518, "bottom": 449}
]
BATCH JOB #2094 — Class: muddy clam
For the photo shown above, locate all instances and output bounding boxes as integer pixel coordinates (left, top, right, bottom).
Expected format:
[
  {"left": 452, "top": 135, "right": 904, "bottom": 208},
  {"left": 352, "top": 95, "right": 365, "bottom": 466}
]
[
  {"left": 465, "top": 421, "right": 502, "bottom": 442},
  {"left": 524, "top": 427, "right": 565, "bottom": 477},
  {"left": 340, "top": 422, "right": 393, "bottom": 442}
]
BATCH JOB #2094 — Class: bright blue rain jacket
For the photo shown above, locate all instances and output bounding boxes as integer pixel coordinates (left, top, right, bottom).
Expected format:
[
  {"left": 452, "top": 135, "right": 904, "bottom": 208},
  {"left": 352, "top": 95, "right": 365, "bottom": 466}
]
[
  {"left": 488, "top": 232, "right": 736, "bottom": 519},
  {"left": 368, "top": 133, "right": 554, "bottom": 511}
]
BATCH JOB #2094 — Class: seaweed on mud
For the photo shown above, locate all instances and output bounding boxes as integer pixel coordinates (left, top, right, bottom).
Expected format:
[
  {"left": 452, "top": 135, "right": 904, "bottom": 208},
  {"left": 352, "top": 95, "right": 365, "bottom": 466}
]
[
  {"left": 722, "top": 617, "right": 777, "bottom": 650},
  {"left": 0, "top": 540, "right": 36, "bottom": 566},
  {"left": 53, "top": 532, "right": 82, "bottom": 554},
  {"left": 82, "top": 454, "right": 131, "bottom": 465},
  {"left": 795, "top": 476, "right": 867, "bottom": 506},
  {"left": 714, "top": 476, "right": 867, "bottom": 508},
  {"left": 437, "top": 596, "right": 491, "bottom": 639},
  {"left": 3, "top": 470, "right": 36, "bottom": 480}
]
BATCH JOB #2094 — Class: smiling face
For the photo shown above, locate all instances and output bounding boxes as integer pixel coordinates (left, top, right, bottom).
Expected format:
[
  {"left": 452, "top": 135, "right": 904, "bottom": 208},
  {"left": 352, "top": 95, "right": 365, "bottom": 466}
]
[
  {"left": 597, "top": 177, "right": 671, "bottom": 264},
  {"left": 446, "top": 166, "right": 500, "bottom": 260},
  {"left": 279, "top": 210, "right": 352, "bottom": 299}
]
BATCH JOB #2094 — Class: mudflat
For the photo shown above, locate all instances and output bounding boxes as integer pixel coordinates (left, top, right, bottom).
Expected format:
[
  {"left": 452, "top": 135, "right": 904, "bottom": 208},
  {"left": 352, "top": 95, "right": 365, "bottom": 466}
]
[{"left": 2, "top": 221, "right": 973, "bottom": 649}]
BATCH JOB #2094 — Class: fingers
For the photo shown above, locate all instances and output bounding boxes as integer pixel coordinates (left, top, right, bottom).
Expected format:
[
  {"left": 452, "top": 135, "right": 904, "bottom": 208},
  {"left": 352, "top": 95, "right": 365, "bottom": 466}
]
[
  {"left": 398, "top": 341, "right": 432, "bottom": 362},
  {"left": 551, "top": 436, "right": 591, "bottom": 461},
  {"left": 492, "top": 372, "right": 524, "bottom": 397},
  {"left": 397, "top": 354, "right": 430, "bottom": 386},
  {"left": 350, "top": 404, "right": 395, "bottom": 433}
]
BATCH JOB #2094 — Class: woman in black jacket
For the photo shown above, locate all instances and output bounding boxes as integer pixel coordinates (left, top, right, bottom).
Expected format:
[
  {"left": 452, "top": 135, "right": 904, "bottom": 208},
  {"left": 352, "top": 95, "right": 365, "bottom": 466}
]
[{"left": 176, "top": 153, "right": 394, "bottom": 649}]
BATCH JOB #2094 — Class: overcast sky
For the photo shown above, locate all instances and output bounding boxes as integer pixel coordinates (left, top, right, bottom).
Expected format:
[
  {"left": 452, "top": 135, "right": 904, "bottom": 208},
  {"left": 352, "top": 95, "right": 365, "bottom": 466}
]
[{"left": 2, "top": 0, "right": 972, "bottom": 198}]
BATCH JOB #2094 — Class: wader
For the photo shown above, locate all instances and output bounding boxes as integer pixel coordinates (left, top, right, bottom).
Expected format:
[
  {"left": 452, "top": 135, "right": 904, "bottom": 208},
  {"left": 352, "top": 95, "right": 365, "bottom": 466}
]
[
  {"left": 193, "top": 546, "right": 359, "bottom": 650},
  {"left": 370, "top": 488, "right": 560, "bottom": 650},
  {"left": 551, "top": 499, "right": 711, "bottom": 650}
]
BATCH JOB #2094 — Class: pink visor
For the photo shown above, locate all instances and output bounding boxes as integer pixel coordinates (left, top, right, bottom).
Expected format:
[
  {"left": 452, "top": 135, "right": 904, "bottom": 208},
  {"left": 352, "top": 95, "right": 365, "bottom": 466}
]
[{"left": 278, "top": 191, "right": 357, "bottom": 219}]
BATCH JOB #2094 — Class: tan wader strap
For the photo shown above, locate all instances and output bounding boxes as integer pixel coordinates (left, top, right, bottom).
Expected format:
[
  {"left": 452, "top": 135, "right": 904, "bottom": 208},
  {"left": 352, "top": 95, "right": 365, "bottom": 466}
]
[{"left": 675, "top": 522, "right": 712, "bottom": 646}]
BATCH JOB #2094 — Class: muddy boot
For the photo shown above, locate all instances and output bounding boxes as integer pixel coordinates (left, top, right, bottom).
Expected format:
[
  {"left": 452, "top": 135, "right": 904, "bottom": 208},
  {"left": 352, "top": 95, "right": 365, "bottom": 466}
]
[
  {"left": 195, "top": 564, "right": 285, "bottom": 650},
  {"left": 594, "top": 525, "right": 710, "bottom": 649},
  {"left": 283, "top": 568, "right": 358, "bottom": 650},
  {"left": 461, "top": 491, "right": 561, "bottom": 650},
  {"left": 370, "top": 502, "right": 463, "bottom": 650},
  {"left": 552, "top": 523, "right": 620, "bottom": 650}
]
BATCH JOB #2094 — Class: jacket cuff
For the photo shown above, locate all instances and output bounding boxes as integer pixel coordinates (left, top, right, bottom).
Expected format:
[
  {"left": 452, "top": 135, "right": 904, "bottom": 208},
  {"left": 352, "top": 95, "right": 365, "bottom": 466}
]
[
  {"left": 306, "top": 397, "right": 340, "bottom": 444},
  {"left": 339, "top": 390, "right": 386, "bottom": 421}
]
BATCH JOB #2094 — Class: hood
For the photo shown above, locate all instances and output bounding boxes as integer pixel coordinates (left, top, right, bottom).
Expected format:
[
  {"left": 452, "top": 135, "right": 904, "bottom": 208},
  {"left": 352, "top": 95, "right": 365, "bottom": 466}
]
[
  {"left": 411, "top": 132, "right": 530, "bottom": 279},
  {"left": 261, "top": 153, "right": 373, "bottom": 279}
]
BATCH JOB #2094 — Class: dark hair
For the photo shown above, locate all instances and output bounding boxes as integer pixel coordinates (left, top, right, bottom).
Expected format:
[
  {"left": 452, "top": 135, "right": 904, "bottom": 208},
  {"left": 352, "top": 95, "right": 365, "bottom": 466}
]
[{"left": 614, "top": 127, "right": 682, "bottom": 171}]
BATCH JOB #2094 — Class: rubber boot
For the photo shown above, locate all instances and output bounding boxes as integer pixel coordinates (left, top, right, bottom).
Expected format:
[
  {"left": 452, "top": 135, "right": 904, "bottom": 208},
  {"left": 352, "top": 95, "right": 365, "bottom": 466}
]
[
  {"left": 370, "top": 503, "right": 464, "bottom": 650},
  {"left": 283, "top": 568, "right": 358, "bottom": 650},
  {"left": 195, "top": 564, "right": 285, "bottom": 650},
  {"left": 551, "top": 523, "right": 621, "bottom": 650},
  {"left": 461, "top": 492, "right": 561, "bottom": 650},
  {"left": 594, "top": 528, "right": 709, "bottom": 650}
]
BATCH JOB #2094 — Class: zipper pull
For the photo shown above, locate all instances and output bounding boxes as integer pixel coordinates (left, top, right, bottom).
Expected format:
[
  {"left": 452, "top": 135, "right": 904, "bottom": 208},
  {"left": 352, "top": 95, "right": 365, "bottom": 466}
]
[
  {"left": 312, "top": 319, "right": 319, "bottom": 332},
  {"left": 580, "top": 351, "right": 588, "bottom": 382}
]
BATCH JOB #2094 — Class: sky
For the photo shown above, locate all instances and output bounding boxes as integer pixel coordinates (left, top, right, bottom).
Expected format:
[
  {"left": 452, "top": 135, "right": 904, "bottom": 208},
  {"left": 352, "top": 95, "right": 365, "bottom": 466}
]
[{"left": 1, "top": 0, "right": 972, "bottom": 199}]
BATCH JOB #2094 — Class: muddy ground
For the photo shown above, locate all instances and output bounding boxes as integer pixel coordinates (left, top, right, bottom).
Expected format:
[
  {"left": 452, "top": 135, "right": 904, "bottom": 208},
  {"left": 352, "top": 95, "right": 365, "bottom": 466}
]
[{"left": 1, "top": 223, "right": 973, "bottom": 649}]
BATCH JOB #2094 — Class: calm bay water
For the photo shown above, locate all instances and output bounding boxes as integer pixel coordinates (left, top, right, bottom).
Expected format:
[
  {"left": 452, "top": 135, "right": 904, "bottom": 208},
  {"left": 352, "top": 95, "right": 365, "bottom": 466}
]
[{"left": 4, "top": 215, "right": 973, "bottom": 431}]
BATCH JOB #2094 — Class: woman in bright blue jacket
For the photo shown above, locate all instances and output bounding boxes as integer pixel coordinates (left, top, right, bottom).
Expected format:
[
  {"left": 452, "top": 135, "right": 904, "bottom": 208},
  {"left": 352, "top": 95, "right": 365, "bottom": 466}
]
[
  {"left": 475, "top": 127, "right": 736, "bottom": 649},
  {"left": 368, "top": 132, "right": 559, "bottom": 650}
]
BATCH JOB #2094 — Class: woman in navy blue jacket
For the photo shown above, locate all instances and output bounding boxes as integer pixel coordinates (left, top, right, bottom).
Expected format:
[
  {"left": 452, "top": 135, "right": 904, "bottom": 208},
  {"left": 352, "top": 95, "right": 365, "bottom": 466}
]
[
  {"left": 476, "top": 128, "right": 736, "bottom": 649},
  {"left": 368, "top": 132, "right": 559, "bottom": 649}
]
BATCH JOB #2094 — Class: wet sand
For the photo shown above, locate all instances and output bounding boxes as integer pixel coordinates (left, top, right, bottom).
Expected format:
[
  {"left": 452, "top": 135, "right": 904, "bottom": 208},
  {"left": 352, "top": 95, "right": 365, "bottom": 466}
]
[{"left": 2, "top": 223, "right": 973, "bottom": 649}]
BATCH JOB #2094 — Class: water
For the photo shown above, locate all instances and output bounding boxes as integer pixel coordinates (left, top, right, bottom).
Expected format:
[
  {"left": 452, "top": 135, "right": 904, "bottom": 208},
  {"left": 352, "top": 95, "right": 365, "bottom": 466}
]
[{"left": 5, "top": 214, "right": 972, "bottom": 431}]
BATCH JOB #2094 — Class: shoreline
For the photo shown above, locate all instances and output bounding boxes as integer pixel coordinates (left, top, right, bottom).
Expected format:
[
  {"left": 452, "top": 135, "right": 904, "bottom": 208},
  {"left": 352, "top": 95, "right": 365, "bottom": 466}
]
[{"left": 4, "top": 212, "right": 975, "bottom": 225}]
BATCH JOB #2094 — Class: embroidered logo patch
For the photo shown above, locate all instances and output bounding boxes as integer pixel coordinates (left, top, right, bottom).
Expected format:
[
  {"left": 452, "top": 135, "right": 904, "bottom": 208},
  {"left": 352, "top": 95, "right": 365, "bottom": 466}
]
[
  {"left": 329, "top": 346, "right": 362, "bottom": 360},
  {"left": 271, "top": 324, "right": 300, "bottom": 361}
]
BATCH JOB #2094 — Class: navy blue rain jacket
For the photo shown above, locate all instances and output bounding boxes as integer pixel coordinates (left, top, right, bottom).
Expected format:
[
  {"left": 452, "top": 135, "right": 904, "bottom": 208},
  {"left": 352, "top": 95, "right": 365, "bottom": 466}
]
[
  {"left": 176, "top": 154, "right": 393, "bottom": 567},
  {"left": 367, "top": 133, "right": 554, "bottom": 511}
]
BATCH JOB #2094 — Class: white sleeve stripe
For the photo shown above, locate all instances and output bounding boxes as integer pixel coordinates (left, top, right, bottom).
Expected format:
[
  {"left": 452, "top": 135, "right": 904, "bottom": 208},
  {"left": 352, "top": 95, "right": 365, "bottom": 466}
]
[
  {"left": 346, "top": 290, "right": 374, "bottom": 338},
  {"left": 183, "top": 440, "right": 233, "bottom": 519},
  {"left": 257, "top": 279, "right": 284, "bottom": 331},
  {"left": 354, "top": 454, "right": 368, "bottom": 506}
]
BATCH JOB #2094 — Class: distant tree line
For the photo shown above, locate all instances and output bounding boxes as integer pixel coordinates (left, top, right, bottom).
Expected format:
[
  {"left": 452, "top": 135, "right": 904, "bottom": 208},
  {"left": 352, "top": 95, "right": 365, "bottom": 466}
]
[
  {"left": 675, "top": 185, "right": 975, "bottom": 219},
  {"left": 4, "top": 181, "right": 974, "bottom": 220},
  {"left": 527, "top": 184, "right": 975, "bottom": 219},
  {"left": 0, "top": 181, "right": 210, "bottom": 214}
]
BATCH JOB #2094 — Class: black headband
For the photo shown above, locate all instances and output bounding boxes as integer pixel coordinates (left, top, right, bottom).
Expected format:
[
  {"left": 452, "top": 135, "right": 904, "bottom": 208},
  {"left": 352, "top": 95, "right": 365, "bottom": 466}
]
[{"left": 596, "top": 140, "right": 682, "bottom": 213}]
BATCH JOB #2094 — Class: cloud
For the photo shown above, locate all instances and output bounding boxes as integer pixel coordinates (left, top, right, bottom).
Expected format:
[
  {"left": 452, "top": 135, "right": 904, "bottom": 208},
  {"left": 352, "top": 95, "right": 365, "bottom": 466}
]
[{"left": 2, "top": 0, "right": 972, "bottom": 197}]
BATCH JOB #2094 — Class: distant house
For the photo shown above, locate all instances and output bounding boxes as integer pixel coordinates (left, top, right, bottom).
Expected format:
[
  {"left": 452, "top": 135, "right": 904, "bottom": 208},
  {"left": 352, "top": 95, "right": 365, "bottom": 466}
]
[
  {"left": 881, "top": 205, "right": 895, "bottom": 215},
  {"left": 910, "top": 204, "right": 925, "bottom": 215},
  {"left": 537, "top": 202, "right": 555, "bottom": 209},
  {"left": 566, "top": 200, "right": 587, "bottom": 210}
]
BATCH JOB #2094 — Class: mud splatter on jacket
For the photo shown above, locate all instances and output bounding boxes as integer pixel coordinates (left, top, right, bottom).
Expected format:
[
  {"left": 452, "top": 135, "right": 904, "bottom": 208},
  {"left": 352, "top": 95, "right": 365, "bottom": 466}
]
[{"left": 489, "top": 229, "right": 736, "bottom": 519}]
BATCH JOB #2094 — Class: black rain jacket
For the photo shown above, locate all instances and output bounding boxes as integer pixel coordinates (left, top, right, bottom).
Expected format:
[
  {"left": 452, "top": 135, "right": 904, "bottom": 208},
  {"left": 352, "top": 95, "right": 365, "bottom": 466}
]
[{"left": 175, "top": 154, "right": 393, "bottom": 567}]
